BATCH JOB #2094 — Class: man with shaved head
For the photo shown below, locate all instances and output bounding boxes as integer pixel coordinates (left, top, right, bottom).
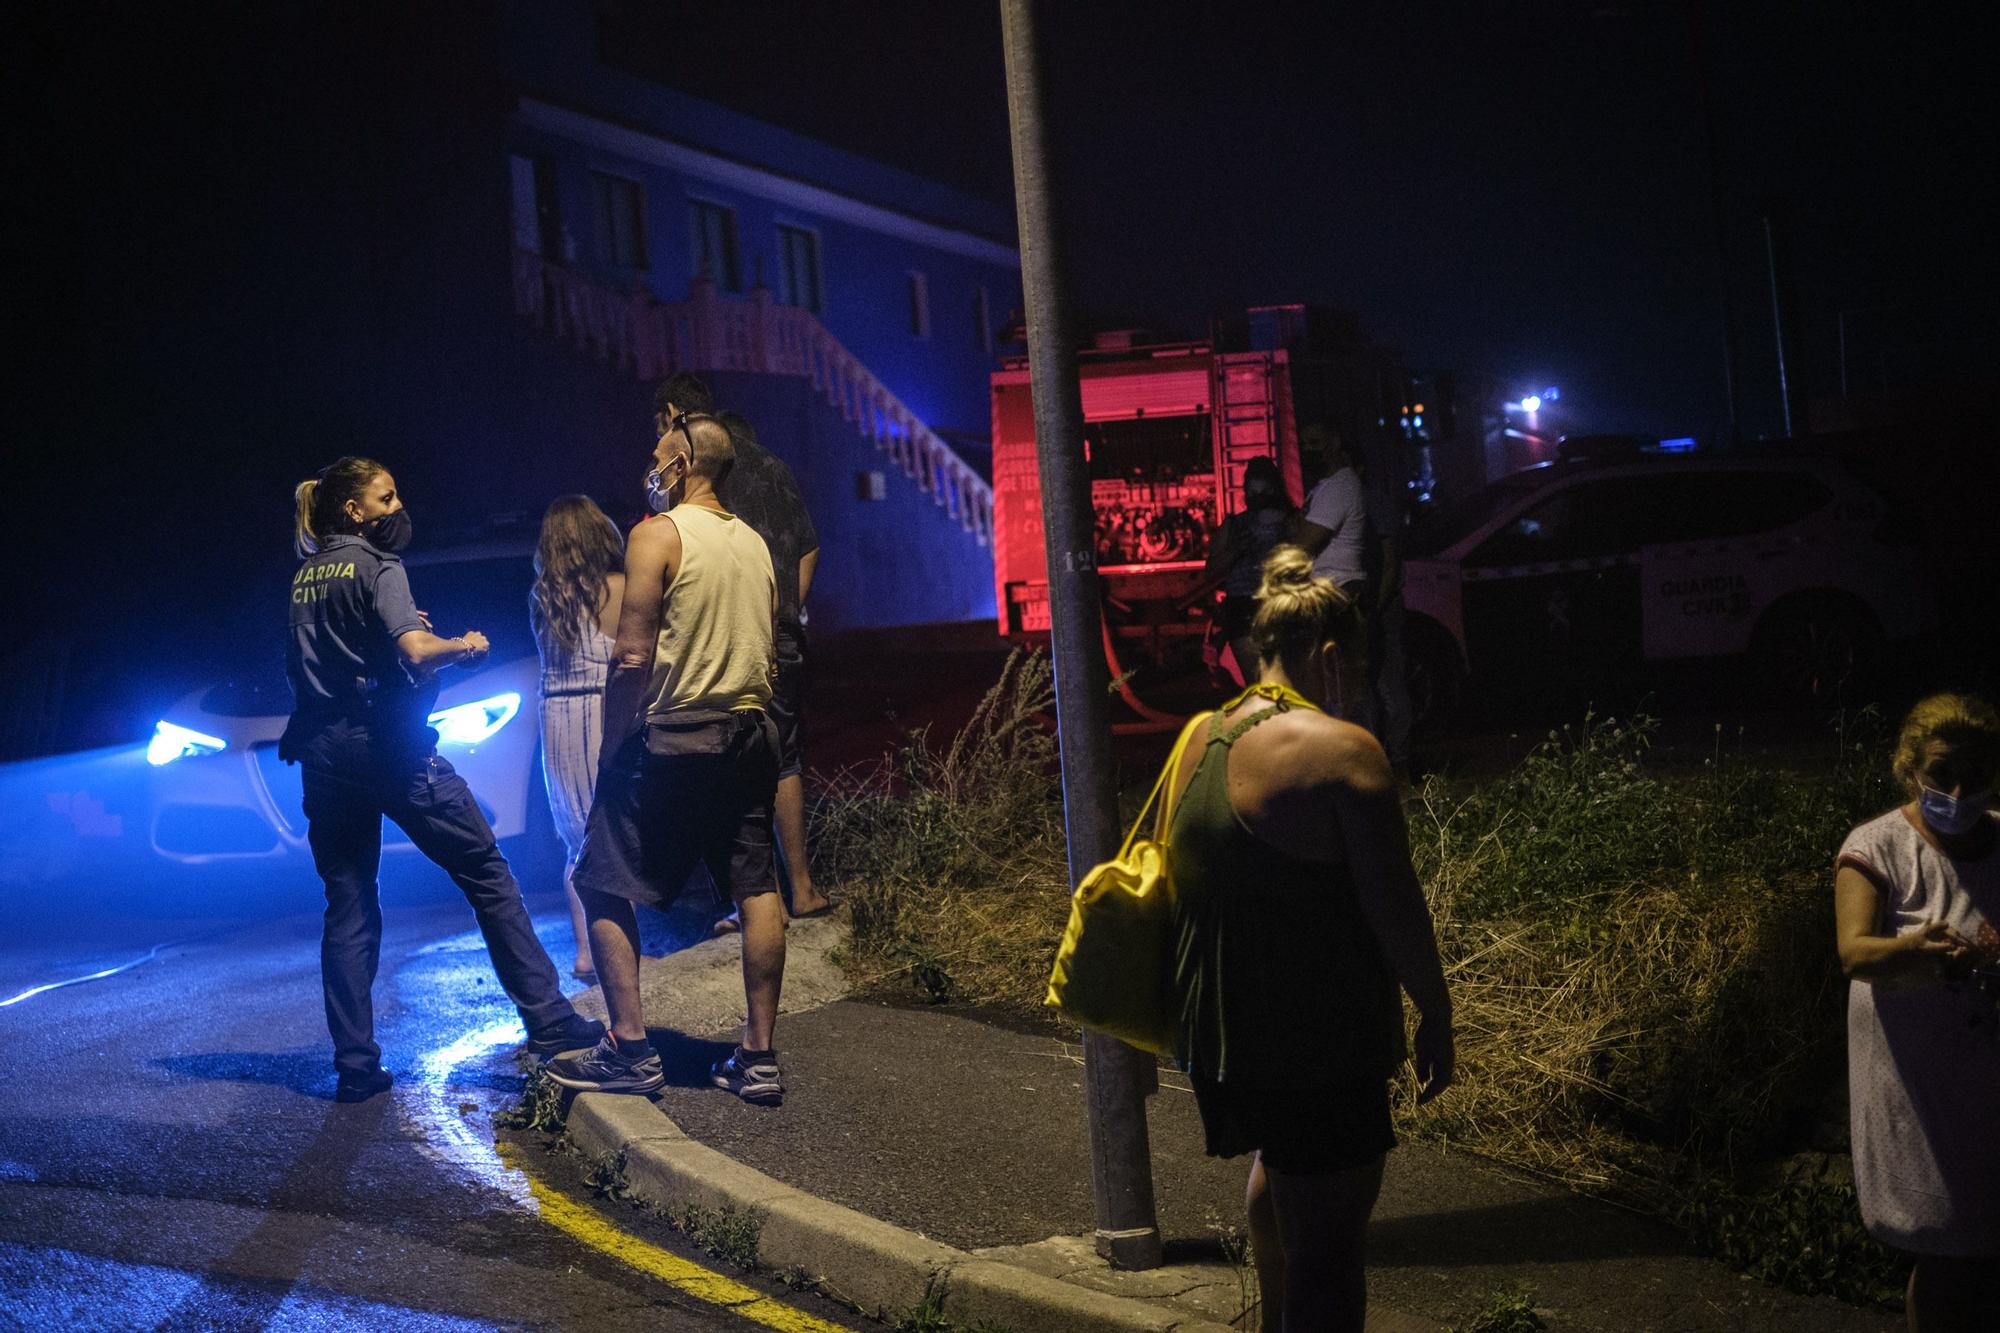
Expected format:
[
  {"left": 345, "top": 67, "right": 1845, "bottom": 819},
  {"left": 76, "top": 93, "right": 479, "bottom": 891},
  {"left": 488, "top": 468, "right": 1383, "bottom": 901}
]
[{"left": 545, "top": 411, "right": 790, "bottom": 1105}]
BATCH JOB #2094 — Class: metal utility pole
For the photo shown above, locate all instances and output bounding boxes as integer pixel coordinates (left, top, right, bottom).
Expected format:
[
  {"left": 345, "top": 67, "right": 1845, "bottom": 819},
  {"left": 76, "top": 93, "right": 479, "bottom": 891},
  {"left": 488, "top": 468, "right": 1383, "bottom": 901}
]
[
  {"left": 1685, "top": 0, "right": 1744, "bottom": 448},
  {"left": 998, "top": 0, "right": 1163, "bottom": 1272},
  {"left": 1761, "top": 203, "right": 1809, "bottom": 439}
]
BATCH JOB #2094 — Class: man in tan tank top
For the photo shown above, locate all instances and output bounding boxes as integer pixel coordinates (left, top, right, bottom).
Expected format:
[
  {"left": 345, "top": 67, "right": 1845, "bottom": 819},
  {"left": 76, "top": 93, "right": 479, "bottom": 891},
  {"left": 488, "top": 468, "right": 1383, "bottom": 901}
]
[{"left": 545, "top": 414, "right": 789, "bottom": 1104}]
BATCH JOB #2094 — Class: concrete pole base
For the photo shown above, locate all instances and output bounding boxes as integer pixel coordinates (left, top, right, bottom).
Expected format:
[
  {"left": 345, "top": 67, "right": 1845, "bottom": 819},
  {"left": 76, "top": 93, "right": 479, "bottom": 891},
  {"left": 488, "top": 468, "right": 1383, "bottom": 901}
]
[{"left": 1094, "top": 1225, "right": 1165, "bottom": 1270}]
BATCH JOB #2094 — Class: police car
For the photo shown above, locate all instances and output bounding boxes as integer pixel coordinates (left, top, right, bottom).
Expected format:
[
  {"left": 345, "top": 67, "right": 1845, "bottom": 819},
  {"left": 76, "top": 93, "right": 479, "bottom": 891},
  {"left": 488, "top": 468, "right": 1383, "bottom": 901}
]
[
  {"left": 1399, "top": 449, "right": 1935, "bottom": 721},
  {"left": 144, "top": 538, "right": 552, "bottom": 868}
]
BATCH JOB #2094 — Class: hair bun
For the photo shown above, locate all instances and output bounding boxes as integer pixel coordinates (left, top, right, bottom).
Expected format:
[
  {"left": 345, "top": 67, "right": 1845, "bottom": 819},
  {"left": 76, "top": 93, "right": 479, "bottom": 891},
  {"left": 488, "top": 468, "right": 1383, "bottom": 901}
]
[{"left": 1256, "top": 545, "right": 1316, "bottom": 597}]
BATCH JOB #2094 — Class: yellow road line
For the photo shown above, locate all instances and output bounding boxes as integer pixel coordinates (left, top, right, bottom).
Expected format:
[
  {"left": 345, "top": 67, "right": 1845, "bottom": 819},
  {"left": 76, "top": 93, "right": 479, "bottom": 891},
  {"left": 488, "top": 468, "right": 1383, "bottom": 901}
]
[{"left": 496, "top": 1142, "right": 848, "bottom": 1333}]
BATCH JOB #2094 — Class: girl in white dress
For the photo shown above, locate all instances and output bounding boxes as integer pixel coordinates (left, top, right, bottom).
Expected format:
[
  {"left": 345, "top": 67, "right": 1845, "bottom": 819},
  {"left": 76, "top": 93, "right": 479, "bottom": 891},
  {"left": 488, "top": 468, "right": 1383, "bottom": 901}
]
[
  {"left": 530, "top": 496, "right": 625, "bottom": 979},
  {"left": 1834, "top": 692, "right": 2000, "bottom": 1330}
]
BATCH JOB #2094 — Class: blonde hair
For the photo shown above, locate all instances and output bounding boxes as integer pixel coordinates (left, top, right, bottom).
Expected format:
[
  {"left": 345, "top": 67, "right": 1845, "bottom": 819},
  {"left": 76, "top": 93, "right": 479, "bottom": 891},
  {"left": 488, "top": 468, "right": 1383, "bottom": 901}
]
[
  {"left": 293, "top": 456, "right": 386, "bottom": 557},
  {"left": 1891, "top": 692, "right": 2000, "bottom": 794},
  {"left": 1250, "top": 545, "right": 1358, "bottom": 662},
  {"left": 531, "top": 495, "right": 626, "bottom": 658}
]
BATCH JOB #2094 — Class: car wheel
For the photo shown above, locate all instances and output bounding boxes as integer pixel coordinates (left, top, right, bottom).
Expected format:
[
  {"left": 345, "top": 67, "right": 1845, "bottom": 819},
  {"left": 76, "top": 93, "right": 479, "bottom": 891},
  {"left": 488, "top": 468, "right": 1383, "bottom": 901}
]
[
  {"left": 1752, "top": 595, "right": 1881, "bottom": 708},
  {"left": 1402, "top": 614, "right": 1465, "bottom": 734}
]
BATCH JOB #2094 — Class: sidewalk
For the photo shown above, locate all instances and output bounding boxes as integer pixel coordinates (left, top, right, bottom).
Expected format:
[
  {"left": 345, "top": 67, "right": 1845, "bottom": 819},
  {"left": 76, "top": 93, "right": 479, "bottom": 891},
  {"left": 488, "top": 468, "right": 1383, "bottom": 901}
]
[{"left": 566, "top": 921, "right": 1899, "bottom": 1332}]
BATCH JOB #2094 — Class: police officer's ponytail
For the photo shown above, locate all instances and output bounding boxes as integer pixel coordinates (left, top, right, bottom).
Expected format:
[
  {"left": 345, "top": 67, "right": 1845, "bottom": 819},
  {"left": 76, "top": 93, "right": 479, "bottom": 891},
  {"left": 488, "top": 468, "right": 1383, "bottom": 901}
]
[{"left": 294, "top": 456, "right": 387, "bottom": 557}]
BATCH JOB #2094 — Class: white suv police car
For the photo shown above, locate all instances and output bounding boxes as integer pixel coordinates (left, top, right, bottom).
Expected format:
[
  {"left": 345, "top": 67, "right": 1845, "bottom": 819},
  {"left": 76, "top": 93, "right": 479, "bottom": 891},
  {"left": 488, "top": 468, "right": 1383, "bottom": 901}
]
[{"left": 1399, "top": 451, "right": 1935, "bottom": 718}]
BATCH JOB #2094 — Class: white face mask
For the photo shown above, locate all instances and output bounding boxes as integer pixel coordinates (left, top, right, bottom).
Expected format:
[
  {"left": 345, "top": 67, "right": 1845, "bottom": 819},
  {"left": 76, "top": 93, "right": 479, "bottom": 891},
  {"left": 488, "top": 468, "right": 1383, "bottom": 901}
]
[
  {"left": 644, "top": 453, "right": 688, "bottom": 514},
  {"left": 1919, "top": 785, "right": 1991, "bottom": 836}
]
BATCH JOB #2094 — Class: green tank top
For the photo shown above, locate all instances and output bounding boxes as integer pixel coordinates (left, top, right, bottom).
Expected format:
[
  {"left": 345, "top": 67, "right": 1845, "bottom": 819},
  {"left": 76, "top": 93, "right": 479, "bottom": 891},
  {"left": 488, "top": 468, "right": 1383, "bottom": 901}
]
[{"left": 1167, "top": 698, "right": 1407, "bottom": 1086}]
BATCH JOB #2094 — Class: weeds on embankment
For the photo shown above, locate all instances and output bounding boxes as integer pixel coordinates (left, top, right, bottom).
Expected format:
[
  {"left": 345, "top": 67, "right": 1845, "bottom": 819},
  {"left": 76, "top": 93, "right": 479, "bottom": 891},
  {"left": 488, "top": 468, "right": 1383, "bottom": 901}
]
[
  {"left": 808, "top": 651, "right": 1909, "bottom": 1305},
  {"left": 811, "top": 648, "right": 1070, "bottom": 1006}
]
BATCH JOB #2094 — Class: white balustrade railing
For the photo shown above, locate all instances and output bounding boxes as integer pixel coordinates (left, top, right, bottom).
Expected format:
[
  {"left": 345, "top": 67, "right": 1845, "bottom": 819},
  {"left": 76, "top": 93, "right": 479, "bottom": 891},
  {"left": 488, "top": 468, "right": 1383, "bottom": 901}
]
[{"left": 513, "top": 250, "right": 993, "bottom": 546}]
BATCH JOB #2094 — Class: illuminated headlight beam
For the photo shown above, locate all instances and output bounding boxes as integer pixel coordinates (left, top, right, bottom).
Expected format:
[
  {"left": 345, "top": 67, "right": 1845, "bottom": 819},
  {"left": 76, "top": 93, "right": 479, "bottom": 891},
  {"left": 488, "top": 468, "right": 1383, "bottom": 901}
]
[
  {"left": 428, "top": 692, "right": 521, "bottom": 747},
  {"left": 146, "top": 721, "right": 227, "bottom": 766}
]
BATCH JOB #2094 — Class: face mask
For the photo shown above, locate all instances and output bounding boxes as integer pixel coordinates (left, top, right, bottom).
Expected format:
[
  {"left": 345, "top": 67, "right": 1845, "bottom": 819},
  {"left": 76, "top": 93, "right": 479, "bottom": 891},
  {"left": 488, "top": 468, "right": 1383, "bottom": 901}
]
[
  {"left": 1919, "top": 786, "right": 1991, "bottom": 836},
  {"left": 362, "top": 507, "right": 413, "bottom": 553},
  {"left": 645, "top": 454, "right": 689, "bottom": 514}
]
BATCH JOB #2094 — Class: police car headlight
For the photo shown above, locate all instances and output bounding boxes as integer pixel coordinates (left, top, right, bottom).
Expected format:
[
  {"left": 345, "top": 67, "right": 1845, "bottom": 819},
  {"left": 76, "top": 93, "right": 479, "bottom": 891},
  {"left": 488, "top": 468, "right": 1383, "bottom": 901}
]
[
  {"left": 147, "top": 720, "right": 229, "bottom": 766},
  {"left": 429, "top": 693, "right": 522, "bottom": 747}
]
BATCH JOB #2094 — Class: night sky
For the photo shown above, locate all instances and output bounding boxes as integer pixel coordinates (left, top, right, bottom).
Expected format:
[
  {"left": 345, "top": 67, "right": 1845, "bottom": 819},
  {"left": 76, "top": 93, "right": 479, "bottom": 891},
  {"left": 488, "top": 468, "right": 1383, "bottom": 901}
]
[
  {"left": 640, "top": 0, "right": 1994, "bottom": 441},
  {"left": 12, "top": 0, "right": 1995, "bottom": 748}
]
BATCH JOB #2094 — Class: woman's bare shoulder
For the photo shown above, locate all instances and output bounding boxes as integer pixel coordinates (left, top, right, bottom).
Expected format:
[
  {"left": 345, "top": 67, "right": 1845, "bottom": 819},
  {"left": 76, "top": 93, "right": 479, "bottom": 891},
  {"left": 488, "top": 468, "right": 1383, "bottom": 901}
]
[{"left": 1254, "top": 709, "right": 1393, "bottom": 795}]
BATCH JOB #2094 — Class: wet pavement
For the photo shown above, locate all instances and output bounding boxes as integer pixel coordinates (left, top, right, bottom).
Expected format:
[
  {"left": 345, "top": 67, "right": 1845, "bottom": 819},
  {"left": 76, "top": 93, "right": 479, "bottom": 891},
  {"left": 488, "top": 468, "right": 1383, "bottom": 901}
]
[{"left": 0, "top": 880, "right": 859, "bottom": 1331}]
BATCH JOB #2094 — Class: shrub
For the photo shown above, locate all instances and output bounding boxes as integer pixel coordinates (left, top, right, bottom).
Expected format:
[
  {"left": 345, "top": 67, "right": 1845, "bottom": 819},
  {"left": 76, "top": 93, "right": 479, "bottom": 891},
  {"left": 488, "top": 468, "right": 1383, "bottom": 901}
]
[
  {"left": 811, "top": 648, "right": 1070, "bottom": 1005},
  {"left": 1400, "top": 711, "right": 1893, "bottom": 1182},
  {"left": 1677, "top": 1155, "right": 1903, "bottom": 1307}
]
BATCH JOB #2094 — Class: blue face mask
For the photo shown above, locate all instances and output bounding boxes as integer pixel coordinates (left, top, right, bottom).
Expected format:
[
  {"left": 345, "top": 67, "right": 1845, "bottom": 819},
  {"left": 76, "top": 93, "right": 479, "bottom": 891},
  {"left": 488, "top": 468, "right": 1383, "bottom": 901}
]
[{"left": 1919, "top": 786, "right": 1991, "bottom": 836}]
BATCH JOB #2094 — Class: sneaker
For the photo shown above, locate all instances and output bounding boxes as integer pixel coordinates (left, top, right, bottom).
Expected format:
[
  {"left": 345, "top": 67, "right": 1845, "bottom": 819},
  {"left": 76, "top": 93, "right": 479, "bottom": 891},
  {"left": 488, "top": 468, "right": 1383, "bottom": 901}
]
[
  {"left": 710, "top": 1049, "right": 783, "bottom": 1105},
  {"left": 543, "top": 1037, "right": 664, "bottom": 1094},
  {"left": 524, "top": 1012, "right": 607, "bottom": 1056},
  {"left": 335, "top": 1068, "right": 393, "bottom": 1103}
]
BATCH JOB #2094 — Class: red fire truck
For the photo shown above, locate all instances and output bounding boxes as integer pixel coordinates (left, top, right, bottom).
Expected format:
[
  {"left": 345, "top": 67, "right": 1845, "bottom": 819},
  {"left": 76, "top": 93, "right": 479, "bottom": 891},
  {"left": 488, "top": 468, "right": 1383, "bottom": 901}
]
[{"left": 990, "top": 329, "right": 1306, "bottom": 694}]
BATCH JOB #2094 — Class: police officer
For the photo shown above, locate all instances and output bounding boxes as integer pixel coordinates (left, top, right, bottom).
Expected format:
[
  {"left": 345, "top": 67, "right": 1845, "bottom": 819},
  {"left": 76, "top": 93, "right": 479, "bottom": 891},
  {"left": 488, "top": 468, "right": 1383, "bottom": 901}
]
[{"left": 284, "top": 456, "right": 602, "bottom": 1102}]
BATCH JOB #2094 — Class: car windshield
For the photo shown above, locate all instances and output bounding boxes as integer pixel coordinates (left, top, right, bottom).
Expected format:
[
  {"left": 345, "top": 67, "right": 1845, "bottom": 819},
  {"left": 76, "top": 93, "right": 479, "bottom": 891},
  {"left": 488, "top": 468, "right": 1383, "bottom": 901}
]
[
  {"left": 404, "top": 555, "right": 538, "bottom": 664},
  {"left": 1406, "top": 467, "right": 1553, "bottom": 556}
]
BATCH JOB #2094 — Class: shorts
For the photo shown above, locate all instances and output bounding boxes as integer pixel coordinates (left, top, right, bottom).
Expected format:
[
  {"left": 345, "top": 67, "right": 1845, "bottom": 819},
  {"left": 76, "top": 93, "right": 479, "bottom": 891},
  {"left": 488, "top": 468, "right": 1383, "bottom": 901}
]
[
  {"left": 571, "top": 709, "right": 779, "bottom": 911},
  {"left": 769, "top": 624, "right": 808, "bottom": 779},
  {"left": 1190, "top": 1074, "right": 1395, "bottom": 1176}
]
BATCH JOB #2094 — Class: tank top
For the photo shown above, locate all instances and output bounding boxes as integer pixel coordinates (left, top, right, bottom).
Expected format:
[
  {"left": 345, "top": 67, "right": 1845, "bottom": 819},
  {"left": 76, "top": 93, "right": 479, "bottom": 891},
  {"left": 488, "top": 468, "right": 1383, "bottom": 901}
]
[
  {"left": 1168, "top": 700, "right": 1407, "bottom": 1086},
  {"left": 641, "top": 505, "right": 775, "bottom": 718}
]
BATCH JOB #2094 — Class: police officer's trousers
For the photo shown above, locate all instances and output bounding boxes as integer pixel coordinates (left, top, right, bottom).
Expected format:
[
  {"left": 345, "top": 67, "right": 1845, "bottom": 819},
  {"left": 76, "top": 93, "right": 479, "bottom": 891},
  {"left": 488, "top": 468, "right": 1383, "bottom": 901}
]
[{"left": 300, "top": 743, "right": 572, "bottom": 1075}]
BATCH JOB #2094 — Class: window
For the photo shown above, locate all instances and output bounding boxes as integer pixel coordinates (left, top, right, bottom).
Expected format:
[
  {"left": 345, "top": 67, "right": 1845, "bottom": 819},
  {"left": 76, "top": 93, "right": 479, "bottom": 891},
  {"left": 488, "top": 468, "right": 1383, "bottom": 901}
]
[
  {"left": 973, "top": 284, "right": 993, "bottom": 354},
  {"left": 401, "top": 556, "right": 538, "bottom": 664},
  {"left": 1472, "top": 476, "right": 1724, "bottom": 566},
  {"left": 589, "top": 171, "right": 647, "bottom": 269},
  {"left": 1667, "top": 471, "right": 1832, "bottom": 540},
  {"left": 907, "top": 271, "right": 930, "bottom": 338},
  {"left": 1084, "top": 414, "right": 1213, "bottom": 485},
  {"left": 689, "top": 198, "right": 740, "bottom": 291},
  {"left": 509, "top": 154, "right": 562, "bottom": 257},
  {"left": 775, "top": 224, "right": 821, "bottom": 312}
]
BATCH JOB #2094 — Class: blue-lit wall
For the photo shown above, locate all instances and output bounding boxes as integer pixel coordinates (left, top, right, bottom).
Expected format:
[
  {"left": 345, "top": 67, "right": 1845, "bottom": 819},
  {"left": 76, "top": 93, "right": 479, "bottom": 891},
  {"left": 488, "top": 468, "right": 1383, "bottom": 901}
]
[
  {"left": 702, "top": 373, "right": 997, "bottom": 632},
  {"left": 501, "top": 0, "right": 1021, "bottom": 442}
]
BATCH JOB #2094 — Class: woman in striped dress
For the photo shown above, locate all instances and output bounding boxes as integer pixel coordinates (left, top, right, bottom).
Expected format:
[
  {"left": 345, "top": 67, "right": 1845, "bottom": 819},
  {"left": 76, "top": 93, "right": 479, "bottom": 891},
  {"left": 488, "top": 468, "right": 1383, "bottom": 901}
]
[{"left": 530, "top": 496, "right": 625, "bottom": 979}]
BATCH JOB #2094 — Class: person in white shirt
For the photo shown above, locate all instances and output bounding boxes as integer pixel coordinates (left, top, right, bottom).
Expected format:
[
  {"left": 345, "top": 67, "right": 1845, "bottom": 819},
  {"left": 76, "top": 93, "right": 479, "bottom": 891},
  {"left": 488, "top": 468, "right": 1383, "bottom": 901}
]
[{"left": 1296, "top": 426, "right": 1373, "bottom": 725}]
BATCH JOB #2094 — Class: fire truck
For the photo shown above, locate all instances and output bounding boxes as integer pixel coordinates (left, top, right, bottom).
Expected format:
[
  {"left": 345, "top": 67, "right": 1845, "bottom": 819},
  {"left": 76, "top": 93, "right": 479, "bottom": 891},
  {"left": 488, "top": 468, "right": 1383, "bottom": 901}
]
[{"left": 990, "top": 325, "right": 1308, "bottom": 700}]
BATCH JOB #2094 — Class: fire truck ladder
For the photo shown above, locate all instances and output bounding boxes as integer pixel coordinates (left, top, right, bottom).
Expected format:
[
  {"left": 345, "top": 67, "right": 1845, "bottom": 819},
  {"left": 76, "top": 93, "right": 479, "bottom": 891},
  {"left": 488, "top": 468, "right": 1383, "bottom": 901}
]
[{"left": 1213, "top": 354, "right": 1278, "bottom": 518}]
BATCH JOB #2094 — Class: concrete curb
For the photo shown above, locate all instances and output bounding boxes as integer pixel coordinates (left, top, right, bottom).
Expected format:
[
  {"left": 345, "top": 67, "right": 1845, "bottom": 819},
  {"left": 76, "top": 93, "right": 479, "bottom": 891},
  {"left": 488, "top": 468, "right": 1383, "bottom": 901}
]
[
  {"left": 549, "top": 918, "right": 1438, "bottom": 1331},
  {"left": 565, "top": 1090, "right": 1240, "bottom": 1333}
]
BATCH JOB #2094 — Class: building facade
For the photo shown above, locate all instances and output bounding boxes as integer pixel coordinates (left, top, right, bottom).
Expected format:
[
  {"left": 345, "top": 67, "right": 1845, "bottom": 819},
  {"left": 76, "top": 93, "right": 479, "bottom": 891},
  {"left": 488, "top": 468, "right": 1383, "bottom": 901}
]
[{"left": 498, "top": 1, "right": 1021, "bottom": 629}]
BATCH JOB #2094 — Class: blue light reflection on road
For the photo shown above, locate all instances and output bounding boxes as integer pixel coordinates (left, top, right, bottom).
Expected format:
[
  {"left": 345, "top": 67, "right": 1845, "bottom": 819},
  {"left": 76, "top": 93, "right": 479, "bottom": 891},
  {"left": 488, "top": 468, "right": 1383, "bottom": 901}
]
[
  {"left": 0, "top": 945, "right": 167, "bottom": 1008},
  {"left": 0, "top": 1240, "right": 507, "bottom": 1331}
]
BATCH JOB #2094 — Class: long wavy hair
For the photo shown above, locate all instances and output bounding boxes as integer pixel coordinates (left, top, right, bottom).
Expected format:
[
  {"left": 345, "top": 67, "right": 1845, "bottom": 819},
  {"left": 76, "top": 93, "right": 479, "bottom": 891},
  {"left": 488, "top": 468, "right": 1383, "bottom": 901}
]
[{"left": 530, "top": 495, "right": 625, "bottom": 658}]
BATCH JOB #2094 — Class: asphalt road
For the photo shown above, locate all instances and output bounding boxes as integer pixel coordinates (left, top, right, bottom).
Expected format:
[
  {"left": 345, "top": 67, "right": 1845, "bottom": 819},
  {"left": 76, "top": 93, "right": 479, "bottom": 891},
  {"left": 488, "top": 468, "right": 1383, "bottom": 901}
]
[{"left": 0, "top": 882, "right": 859, "bottom": 1331}]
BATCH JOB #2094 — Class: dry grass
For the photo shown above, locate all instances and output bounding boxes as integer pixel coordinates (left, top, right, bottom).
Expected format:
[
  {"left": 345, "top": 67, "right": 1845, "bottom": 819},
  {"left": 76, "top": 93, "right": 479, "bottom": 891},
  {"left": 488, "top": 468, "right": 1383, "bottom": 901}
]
[
  {"left": 810, "top": 648, "right": 1072, "bottom": 1006},
  {"left": 1398, "top": 874, "right": 1842, "bottom": 1198}
]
